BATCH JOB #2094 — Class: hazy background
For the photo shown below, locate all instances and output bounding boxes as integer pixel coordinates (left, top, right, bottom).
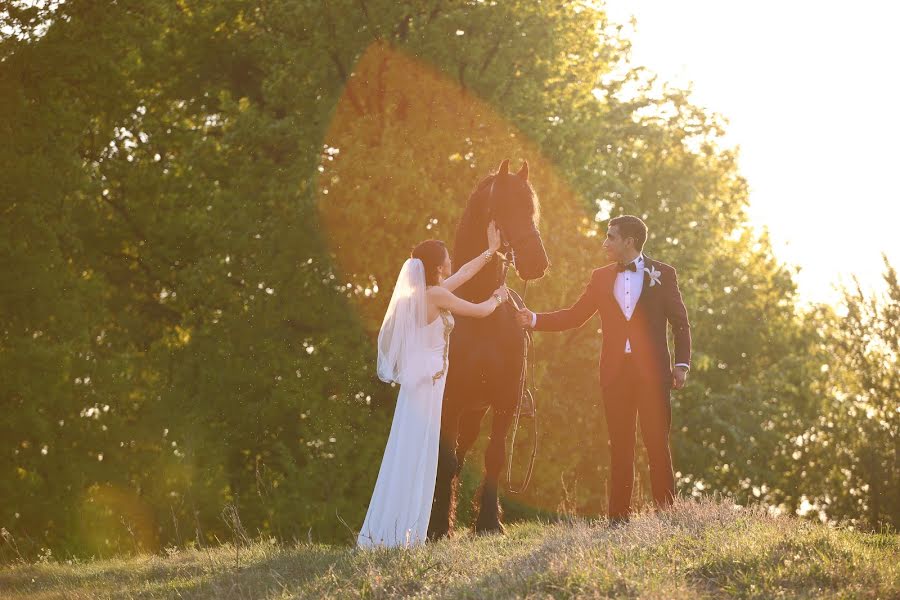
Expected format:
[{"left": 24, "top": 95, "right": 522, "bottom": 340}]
[{"left": 606, "top": 0, "right": 900, "bottom": 305}]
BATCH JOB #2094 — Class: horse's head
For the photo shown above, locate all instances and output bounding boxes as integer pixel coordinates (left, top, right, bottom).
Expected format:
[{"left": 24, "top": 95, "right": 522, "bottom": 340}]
[{"left": 488, "top": 159, "right": 550, "bottom": 281}]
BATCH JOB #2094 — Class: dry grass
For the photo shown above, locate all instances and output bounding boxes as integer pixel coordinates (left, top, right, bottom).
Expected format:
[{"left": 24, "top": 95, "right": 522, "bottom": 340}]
[{"left": 0, "top": 498, "right": 897, "bottom": 599}]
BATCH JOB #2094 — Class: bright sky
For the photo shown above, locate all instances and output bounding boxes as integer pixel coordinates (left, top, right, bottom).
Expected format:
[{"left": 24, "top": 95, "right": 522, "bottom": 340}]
[{"left": 604, "top": 0, "right": 900, "bottom": 306}]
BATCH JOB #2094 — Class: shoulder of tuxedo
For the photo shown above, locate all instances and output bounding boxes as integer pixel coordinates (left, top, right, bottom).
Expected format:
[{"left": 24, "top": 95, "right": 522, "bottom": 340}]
[{"left": 642, "top": 255, "right": 675, "bottom": 271}]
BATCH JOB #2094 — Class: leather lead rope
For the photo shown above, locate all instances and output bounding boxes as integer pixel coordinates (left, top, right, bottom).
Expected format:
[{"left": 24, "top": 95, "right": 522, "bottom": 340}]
[{"left": 505, "top": 274, "right": 538, "bottom": 495}]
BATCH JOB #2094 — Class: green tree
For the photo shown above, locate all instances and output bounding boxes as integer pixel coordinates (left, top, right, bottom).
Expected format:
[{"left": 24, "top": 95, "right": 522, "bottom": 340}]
[{"left": 801, "top": 257, "right": 899, "bottom": 528}]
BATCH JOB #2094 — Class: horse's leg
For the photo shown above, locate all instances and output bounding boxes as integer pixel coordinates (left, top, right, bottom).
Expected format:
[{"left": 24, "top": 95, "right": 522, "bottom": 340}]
[
  {"left": 456, "top": 406, "right": 488, "bottom": 477},
  {"left": 428, "top": 397, "right": 462, "bottom": 540},
  {"left": 474, "top": 409, "right": 515, "bottom": 534},
  {"left": 453, "top": 406, "right": 488, "bottom": 529}
]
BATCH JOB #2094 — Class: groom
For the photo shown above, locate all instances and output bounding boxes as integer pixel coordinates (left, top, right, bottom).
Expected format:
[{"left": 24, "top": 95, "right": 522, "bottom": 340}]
[{"left": 515, "top": 215, "right": 691, "bottom": 521}]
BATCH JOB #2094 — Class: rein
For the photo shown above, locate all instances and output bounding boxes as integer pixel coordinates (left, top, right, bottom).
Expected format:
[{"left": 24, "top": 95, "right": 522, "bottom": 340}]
[{"left": 496, "top": 245, "right": 538, "bottom": 494}]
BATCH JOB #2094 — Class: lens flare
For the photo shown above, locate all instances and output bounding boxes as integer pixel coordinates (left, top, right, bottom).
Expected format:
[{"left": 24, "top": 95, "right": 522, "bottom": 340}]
[{"left": 318, "top": 41, "right": 612, "bottom": 513}]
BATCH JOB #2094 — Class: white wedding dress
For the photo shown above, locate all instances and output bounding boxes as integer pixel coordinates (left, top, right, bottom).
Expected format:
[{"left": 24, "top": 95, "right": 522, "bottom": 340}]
[{"left": 357, "top": 259, "right": 454, "bottom": 549}]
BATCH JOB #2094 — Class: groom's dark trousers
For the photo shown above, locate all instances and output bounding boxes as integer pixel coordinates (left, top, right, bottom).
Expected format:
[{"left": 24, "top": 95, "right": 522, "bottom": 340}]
[
  {"left": 533, "top": 255, "right": 690, "bottom": 519},
  {"left": 603, "top": 354, "right": 675, "bottom": 519}
]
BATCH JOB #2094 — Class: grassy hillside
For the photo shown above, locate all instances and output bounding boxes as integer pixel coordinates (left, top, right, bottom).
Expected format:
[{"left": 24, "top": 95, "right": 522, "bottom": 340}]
[{"left": 1, "top": 499, "right": 896, "bottom": 599}]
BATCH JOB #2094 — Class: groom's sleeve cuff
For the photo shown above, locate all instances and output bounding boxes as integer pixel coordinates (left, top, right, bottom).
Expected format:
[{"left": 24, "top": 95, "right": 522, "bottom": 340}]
[
  {"left": 530, "top": 313, "right": 538, "bottom": 328},
  {"left": 674, "top": 363, "right": 690, "bottom": 370}
]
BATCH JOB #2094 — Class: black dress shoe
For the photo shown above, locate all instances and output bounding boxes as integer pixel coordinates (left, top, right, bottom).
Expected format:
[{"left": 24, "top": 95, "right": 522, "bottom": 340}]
[{"left": 608, "top": 515, "right": 630, "bottom": 528}]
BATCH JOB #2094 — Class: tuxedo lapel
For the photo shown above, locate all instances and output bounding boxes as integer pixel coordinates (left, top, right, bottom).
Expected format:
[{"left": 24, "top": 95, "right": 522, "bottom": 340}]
[
  {"left": 604, "top": 265, "right": 619, "bottom": 310},
  {"left": 634, "top": 255, "right": 654, "bottom": 310}
]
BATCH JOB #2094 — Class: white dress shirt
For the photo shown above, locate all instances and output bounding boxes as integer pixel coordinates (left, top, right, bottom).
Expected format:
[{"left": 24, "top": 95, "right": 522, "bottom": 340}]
[
  {"left": 615, "top": 254, "right": 645, "bottom": 354},
  {"left": 532, "top": 253, "right": 689, "bottom": 370}
]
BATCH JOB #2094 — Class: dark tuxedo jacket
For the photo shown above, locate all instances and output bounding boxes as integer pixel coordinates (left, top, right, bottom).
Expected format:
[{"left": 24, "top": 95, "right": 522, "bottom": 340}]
[{"left": 534, "top": 256, "right": 691, "bottom": 389}]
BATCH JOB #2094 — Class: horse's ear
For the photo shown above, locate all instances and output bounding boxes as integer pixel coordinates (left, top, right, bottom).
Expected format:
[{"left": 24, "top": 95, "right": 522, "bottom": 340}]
[
  {"left": 516, "top": 160, "right": 529, "bottom": 181},
  {"left": 497, "top": 159, "right": 509, "bottom": 176}
]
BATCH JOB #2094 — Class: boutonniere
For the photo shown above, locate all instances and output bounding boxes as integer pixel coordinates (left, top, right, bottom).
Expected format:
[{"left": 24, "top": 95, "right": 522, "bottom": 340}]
[{"left": 644, "top": 265, "right": 662, "bottom": 287}]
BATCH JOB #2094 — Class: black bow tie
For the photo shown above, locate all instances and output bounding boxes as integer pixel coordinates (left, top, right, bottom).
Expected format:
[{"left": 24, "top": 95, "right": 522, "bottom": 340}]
[{"left": 617, "top": 261, "right": 638, "bottom": 272}]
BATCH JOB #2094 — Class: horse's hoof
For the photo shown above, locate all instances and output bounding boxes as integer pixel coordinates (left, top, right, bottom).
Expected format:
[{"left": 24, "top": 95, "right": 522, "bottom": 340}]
[{"left": 473, "top": 521, "right": 505, "bottom": 536}]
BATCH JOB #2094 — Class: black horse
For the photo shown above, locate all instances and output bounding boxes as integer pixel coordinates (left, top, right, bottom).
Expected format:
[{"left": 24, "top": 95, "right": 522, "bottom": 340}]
[{"left": 428, "top": 159, "right": 550, "bottom": 538}]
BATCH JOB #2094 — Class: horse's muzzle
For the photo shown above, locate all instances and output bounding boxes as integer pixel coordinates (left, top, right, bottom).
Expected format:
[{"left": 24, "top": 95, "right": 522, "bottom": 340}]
[{"left": 513, "top": 231, "right": 550, "bottom": 281}]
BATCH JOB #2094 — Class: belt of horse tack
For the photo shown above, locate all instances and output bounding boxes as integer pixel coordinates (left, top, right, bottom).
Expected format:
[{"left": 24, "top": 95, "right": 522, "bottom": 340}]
[{"left": 496, "top": 248, "right": 537, "bottom": 494}]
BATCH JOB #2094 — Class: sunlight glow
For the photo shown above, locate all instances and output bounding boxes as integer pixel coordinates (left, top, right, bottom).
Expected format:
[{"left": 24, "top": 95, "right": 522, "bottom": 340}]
[{"left": 604, "top": 0, "right": 900, "bottom": 306}]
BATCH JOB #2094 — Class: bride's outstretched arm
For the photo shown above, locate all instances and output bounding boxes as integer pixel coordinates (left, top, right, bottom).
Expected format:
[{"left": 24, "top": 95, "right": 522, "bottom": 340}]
[
  {"left": 441, "top": 221, "right": 501, "bottom": 292},
  {"left": 429, "top": 284, "right": 508, "bottom": 318}
]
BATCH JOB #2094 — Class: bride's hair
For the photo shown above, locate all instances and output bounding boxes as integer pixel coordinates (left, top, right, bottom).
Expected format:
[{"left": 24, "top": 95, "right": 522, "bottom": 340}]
[{"left": 411, "top": 239, "right": 447, "bottom": 286}]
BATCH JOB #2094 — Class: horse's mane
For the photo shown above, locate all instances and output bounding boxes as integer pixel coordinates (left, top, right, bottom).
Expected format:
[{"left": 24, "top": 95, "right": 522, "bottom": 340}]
[
  {"left": 453, "top": 175, "right": 493, "bottom": 262},
  {"left": 451, "top": 175, "right": 497, "bottom": 302}
]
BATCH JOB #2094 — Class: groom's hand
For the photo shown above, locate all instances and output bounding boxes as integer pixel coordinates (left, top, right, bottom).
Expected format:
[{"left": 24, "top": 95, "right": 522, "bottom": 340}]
[
  {"left": 673, "top": 366, "right": 689, "bottom": 390},
  {"left": 515, "top": 308, "right": 534, "bottom": 329}
]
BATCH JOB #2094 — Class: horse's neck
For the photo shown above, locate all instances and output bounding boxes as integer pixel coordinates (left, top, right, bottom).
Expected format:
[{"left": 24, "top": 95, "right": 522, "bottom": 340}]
[
  {"left": 466, "top": 262, "right": 502, "bottom": 303},
  {"left": 455, "top": 238, "right": 502, "bottom": 303}
]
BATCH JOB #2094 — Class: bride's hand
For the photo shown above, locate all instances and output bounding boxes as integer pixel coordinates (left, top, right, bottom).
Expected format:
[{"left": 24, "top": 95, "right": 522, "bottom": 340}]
[
  {"left": 487, "top": 221, "right": 501, "bottom": 253},
  {"left": 493, "top": 285, "right": 509, "bottom": 303}
]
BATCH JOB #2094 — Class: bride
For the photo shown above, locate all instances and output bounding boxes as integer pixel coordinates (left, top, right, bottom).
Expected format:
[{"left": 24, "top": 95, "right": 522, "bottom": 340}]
[{"left": 357, "top": 222, "right": 508, "bottom": 549}]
